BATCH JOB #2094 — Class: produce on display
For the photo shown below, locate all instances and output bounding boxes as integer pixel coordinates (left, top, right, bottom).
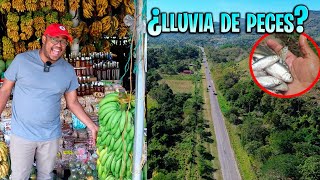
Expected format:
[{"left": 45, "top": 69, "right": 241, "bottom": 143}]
[
  {"left": 0, "top": 0, "right": 141, "bottom": 179},
  {"left": 0, "top": 0, "right": 134, "bottom": 64},
  {"left": 2, "top": 36, "right": 15, "bottom": 60},
  {"left": 96, "top": 92, "right": 135, "bottom": 179},
  {"left": 252, "top": 46, "right": 293, "bottom": 94},
  {"left": 0, "top": 142, "right": 9, "bottom": 179}
]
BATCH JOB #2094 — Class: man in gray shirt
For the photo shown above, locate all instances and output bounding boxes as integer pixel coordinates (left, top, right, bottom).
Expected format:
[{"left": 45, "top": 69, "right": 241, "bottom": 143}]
[{"left": 0, "top": 23, "right": 98, "bottom": 180}]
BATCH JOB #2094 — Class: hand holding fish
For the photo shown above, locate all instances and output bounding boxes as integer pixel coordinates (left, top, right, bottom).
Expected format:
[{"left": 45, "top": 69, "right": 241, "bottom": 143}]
[{"left": 266, "top": 35, "right": 320, "bottom": 95}]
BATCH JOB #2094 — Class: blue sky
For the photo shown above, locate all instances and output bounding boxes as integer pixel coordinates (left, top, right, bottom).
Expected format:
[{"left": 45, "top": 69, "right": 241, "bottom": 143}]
[{"left": 147, "top": 0, "right": 320, "bottom": 21}]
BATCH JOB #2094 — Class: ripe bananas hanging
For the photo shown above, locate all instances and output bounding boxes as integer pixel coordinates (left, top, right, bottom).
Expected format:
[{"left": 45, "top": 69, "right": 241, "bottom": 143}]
[
  {"left": 25, "top": 0, "right": 38, "bottom": 11},
  {"left": 14, "top": 42, "right": 27, "bottom": 54},
  {"left": 69, "top": 0, "right": 80, "bottom": 11},
  {"left": 125, "top": 1, "right": 135, "bottom": 15},
  {"left": 33, "top": 12, "right": 46, "bottom": 39},
  {"left": 12, "top": 0, "right": 26, "bottom": 12},
  {"left": 103, "top": 40, "right": 111, "bottom": 52},
  {"left": 28, "top": 40, "right": 41, "bottom": 51},
  {"left": 89, "top": 21, "right": 103, "bottom": 38},
  {"left": 81, "top": 44, "right": 96, "bottom": 54},
  {"left": 20, "top": 13, "right": 34, "bottom": 40},
  {"left": 0, "top": 0, "right": 11, "bottom": 14},
  {"left": 0, "top": 142, "right": 9, "bottom": 179},
  {"left": 39, "top": 0, "right": 51, "bottom": 8},
  {"left": 118, "top": 26, "right": 128, "bottom": 39},
  {"left": 71, "top": 21, "right": 87, "bottom": 39},
  {"left": 96, "top": 0, "right": 108, "bottom": 17},
  {"left": 110, "top": 0, "right": 122, "bottom": 9},
  {"left": 6, "top": 13, "right": 20, "bottom": 43},
  {"left": 101, "top": 16, "right": 112, "bottom": 33},
  {"left": 2, "top": 36, "right": 15, "bottom": 60},
  {"left": 52, "top": 0, "right": 65, "bottom": 12},
  {"left": 82, "top": 0, "right": 95, "bottom": 18}
]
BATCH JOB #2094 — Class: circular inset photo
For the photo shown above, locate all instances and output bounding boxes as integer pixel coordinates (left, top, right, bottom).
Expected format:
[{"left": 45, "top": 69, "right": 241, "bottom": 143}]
[{"left": 249, "top": 33, "right": 320, "bottom": 98}]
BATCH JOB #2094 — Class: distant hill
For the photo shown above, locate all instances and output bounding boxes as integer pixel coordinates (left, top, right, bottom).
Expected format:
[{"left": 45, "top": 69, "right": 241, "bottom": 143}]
[{"left": 148, "top": 10, "right": 320, "bottom": 47}]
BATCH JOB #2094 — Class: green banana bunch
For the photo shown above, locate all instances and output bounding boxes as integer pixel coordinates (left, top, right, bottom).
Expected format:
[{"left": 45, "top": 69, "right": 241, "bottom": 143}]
[{"left": 96, "top": 92, "right": 135, "bottom": 179}]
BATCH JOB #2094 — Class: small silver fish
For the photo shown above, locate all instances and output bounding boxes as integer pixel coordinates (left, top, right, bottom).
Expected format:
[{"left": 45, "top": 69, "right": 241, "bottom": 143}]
[
  {"left": 268, "top": 82, "right": 289, "bottom": 91},
  {"left": 267, "top": 89, "right": 282, "bottom": 94},
  {"left": 256, "top": 76, "right": 282, "bottom": 88},
  {"left": 278, "top": 46, "right": 289, "bottom": 69},
  {"left": 253, "top": 53, "right": 265, "bottom": 62},
  {"left": 252, "top": 55, "right": 279, "bottom": 71},
  {"left": 265, "top": 62, "right": 293, "bottom": 83},
  {"left": 253, "top": 70, "right": 268, "bottom": 77}
]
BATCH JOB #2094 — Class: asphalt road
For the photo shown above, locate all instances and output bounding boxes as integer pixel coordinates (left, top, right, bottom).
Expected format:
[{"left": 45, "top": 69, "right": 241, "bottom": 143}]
[{"left": 200, "top": 47, "right": 242, "bottom": 180}]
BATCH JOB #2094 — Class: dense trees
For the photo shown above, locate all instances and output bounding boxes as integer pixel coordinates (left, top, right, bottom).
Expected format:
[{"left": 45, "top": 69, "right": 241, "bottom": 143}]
[
  {"left": 147, "top": 45, "right": 215, "bottom": 179},
  {"left": 148, "top": 44, "right": 200, "bottom": 75},
  {"left": 209, "top": 46, "right": 320, "bottom": 179}
]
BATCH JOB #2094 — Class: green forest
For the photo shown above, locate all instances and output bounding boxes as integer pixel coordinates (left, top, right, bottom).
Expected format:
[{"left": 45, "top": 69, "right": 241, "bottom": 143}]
[
  {"left": 147, "top": 45, "right": 218, "bottom": 179},
  {"left": 147, "top": 39, "right": 320, "bottom": 179},
  {"left": 205, "top": 45, "right": 320, "bottom": 179}
]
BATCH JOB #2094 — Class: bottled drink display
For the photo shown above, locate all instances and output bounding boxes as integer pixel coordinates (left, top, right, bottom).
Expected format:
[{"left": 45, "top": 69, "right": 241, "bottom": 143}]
[{"left": 65, "top": 52, "right": 121, "bottom": 96}]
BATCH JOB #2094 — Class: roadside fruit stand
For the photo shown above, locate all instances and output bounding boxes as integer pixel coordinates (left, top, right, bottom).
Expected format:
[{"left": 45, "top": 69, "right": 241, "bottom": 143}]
[{"left": 0, "top": 0, "right": 147, "bottom": 179}]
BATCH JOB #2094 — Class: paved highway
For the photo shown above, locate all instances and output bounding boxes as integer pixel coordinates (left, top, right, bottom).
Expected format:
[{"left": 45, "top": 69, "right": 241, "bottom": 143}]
[{"left": 200, "top": 47, "right": 242, "bottom": 180}]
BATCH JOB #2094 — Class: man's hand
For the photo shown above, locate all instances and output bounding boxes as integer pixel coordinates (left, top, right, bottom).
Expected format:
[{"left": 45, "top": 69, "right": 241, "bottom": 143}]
[
  {"left": 266, "top": 35, "right": 320, "bottom": 95},
  {"left": 87, "top": 123, "right": 99, "bottom": 146}
]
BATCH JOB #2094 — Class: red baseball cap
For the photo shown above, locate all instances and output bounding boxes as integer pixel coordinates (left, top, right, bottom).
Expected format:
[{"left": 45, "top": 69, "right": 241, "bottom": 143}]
[{"left": 43, "top": 23, "right": 73, "bottom": 43}]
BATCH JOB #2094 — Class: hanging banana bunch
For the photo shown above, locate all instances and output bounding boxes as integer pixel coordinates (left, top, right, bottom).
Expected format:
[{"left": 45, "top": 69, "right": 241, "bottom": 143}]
[
  {"left": 118, "top": 24, "right": 128, "bottom": 39},
  {"left": 96, "top": 0, "right": 108, "bottom": 17},
  {"left": 69, "top": 0, "right": 80, "bottom": 11},
  {"left": 6, "top": 13, "right": 20, "bottom": 43},
  {"left": 71, "top": 21, "right": 87, "bottom": 39},
  {"left": 0, "top": 142, "right": 10, "bottom": 179},
  {"left": 14, "top": 42, "right": 27, "bottom": 54},
  {"left": 2, "top": 36, "right": 15, "bottom": 60},
  {"left": 106, "top": 16, "right": 119, "bottom": 37},
  {"left": 52, "top": 0, "right": 65, "bottom": 12},
  {"left": 101, "top": 16, "right": 112, "bottom": 33},
  {"left": 110, "top": 0, "right": 122, "bottom": 9},
  {"left": 60, "top": 13, "right": 74, "bottom": 34},
  {"left": 33, "top": 11, "right": 46, "bottom": 39},
  {"left": 103, "top": 40, "right": 111, "bottom": 52},
  {"left": 12, "top": 0, "right": 26, "bottom": 12},
  {"left": 81, "top": 44, "right": 96, "bottom": 54},
  {"left": 28, "top": 40, "right": 41, "bottom": 51},
  {"left": 45, "top": 11, "right": 59, "bottom": 27},
  {"left": 25, "top": 0, "right": 38, "bottom": 11},
  {"left": 0, "top": 0, "right": 11, "bottom": 14},
  {"left": 89, "top": 21, "right": 103, "bottom": 38},
  {"left": 39, "top": 0, "right": 52, "bottom": 9},
  {"left": 82, "top": 0, "right": 95, "bottom": 18},
  {"left": 20, "top": 13, "right": 34, "bottom": 41},
  {"left": 124, "top": 0, "right": 134, "bottom": 16}
]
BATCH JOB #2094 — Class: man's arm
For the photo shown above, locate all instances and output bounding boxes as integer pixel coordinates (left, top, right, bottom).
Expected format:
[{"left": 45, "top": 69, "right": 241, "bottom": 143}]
[
  {"left": 64, "top": 90, "right": 99, "bottom": 145},
  {"left": 0, "top": 79, "right": 15, "bottom": 115}
]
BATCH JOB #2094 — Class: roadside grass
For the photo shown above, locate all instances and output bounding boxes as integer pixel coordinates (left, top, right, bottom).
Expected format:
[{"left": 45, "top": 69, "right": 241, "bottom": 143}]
[
  {"left": 225, "top": 120, "right": 258, "bottom": 180},
  {"left": 161, "top": 74, "right": 194, "bottom": 80},
  {"left": 159, "top": 79, "right": 193, "bottom": 94}
]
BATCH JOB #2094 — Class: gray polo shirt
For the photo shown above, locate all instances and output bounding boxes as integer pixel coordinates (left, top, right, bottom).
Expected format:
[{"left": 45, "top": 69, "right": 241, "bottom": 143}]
[{"left": 4, "top": 50, "right": 79, "bottom": 141}]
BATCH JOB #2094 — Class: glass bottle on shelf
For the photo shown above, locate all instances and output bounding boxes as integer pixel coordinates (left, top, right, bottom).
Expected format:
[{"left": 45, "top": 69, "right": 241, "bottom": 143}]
[
  {"left": 102, "top": 63, "right": 107, "bottom": 80},
  {"left": 81, "top": 56, "right": 86, "bottom": 67},
  {"left": 75, "top": 57, "right": 81, "bottom": 68},
  {"left": 90, "top": 82, "right": 95, "bottom": 94},
  {"left": 85, "top": 83, "right": 90, "bottom": 95}
]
